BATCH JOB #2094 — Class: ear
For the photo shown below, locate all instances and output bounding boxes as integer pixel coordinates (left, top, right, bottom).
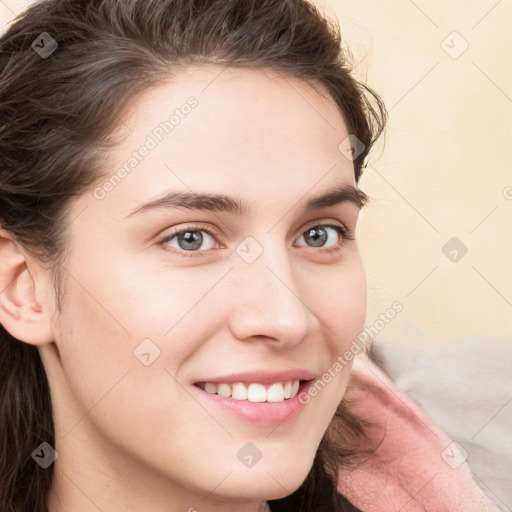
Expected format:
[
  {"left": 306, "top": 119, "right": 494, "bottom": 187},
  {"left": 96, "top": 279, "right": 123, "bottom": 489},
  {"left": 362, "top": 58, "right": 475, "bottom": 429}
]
[{"left": 0, "top": 228, "right": 54, "bottom": 345}]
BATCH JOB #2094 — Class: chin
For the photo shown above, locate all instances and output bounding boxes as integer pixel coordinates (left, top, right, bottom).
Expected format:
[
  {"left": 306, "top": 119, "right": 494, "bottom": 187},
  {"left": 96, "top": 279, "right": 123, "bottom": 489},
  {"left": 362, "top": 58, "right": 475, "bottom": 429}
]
[{"left": 213, "top": 456, "right": 314, "bottom": 501}]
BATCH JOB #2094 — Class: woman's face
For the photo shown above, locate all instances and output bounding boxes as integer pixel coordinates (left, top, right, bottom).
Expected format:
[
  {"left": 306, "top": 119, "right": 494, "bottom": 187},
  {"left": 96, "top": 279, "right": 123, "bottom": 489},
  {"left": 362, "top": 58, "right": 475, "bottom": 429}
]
[{"left": 42, "top": 66, "right": 367, "bottom": 510}]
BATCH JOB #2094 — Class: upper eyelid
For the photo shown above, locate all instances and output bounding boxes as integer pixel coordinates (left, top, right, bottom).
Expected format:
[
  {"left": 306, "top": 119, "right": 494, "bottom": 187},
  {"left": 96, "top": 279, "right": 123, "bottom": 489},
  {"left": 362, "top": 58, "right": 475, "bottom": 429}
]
[
  {"left": 161, "top": 219, "right": 349, "bottom": 240},
  {"left": 161, "top": 222, "right": 221, "bottom": 240},
  {"left": 301, "top": 220, "right": 348, "bottom": 232}
]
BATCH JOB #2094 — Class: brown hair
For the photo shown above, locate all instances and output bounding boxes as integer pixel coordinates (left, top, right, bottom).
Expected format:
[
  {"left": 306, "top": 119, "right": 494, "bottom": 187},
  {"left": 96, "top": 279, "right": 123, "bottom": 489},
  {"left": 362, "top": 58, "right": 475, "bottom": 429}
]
[{"left": 0, "top": 1, "right": 386, "bottom": 510}]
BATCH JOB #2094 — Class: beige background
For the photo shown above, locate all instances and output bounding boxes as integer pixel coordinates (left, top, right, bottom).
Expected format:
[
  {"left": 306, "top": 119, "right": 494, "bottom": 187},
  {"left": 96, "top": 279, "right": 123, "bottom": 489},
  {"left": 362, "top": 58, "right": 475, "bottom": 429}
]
[{"left": 2, "top": 0, "right": 511, "bottom": 344}]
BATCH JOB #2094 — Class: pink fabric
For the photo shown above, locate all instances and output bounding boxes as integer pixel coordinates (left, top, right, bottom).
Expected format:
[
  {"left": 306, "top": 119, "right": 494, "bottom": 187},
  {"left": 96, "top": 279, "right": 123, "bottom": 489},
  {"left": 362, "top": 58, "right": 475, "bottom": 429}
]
[{"left": 337, "top": 358, "right": 499, "bottom": 511}]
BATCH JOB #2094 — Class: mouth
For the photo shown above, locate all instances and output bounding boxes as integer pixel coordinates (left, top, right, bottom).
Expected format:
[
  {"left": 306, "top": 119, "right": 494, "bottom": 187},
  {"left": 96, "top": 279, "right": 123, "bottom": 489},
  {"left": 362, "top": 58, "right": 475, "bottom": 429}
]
[
  {"left": 191, "top": 378, "right": 315, "bottom": 427},
  {"left": 193, "top": 379, "right": 311, "bottom": 403}
]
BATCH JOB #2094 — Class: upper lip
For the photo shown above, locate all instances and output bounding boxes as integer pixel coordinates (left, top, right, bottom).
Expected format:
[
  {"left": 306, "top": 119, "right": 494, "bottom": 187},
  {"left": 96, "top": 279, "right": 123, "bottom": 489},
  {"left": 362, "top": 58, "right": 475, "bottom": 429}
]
[{"left": 193, "top": 368, "right": 317, "bottom": 385}]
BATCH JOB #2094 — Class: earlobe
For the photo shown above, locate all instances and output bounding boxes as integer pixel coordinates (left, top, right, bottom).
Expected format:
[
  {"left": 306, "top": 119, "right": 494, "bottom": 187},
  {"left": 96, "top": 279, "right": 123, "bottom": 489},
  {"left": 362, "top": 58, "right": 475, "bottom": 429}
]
[{"left": 0, "top": 229, "right": 54, "bottom": 346}]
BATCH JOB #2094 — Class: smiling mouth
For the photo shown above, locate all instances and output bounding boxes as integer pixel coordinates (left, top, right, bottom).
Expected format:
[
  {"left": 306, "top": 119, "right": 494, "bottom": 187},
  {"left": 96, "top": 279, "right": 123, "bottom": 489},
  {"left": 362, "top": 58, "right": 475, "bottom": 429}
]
[{"left": 193, "top": 379, "right": 310, "bottom": 403}]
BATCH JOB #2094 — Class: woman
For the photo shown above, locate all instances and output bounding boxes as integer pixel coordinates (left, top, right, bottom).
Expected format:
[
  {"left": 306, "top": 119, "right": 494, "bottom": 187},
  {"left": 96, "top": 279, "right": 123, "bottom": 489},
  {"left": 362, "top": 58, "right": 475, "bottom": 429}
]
[{"left": 0, "top": 1, "right": 498, "bottom": 511}]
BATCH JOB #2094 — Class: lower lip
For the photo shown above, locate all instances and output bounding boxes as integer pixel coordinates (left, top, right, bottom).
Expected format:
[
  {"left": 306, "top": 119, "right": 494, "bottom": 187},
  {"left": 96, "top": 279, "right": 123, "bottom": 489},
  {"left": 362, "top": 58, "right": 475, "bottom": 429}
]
[{"left": 191, "top": 380, "right": 314, "bottom": 427}]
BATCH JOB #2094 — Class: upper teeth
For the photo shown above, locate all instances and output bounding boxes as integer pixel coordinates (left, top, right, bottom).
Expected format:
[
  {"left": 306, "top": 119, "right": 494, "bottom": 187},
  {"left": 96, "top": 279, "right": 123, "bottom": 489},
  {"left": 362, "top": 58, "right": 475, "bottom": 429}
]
[{"left": 198, "top": 380, "right": 301, "bottom": 402}]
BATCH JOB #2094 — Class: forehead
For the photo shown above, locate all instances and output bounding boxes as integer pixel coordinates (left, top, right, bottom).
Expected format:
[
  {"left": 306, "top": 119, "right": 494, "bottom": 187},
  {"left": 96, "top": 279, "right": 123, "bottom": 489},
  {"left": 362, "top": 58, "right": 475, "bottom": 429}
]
[
  {"left": 108, "top": 64, "right": 350, "bottom": 167},
  {"left": 89, "top": 65, "right": 356, "bottom": 220}
]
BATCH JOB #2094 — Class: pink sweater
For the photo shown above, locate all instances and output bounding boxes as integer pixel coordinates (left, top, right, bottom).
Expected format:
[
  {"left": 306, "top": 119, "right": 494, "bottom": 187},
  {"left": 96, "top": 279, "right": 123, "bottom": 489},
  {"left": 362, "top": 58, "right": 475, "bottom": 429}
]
[{"left": 336, "top": 357, "right": 499, "bottom": 511}]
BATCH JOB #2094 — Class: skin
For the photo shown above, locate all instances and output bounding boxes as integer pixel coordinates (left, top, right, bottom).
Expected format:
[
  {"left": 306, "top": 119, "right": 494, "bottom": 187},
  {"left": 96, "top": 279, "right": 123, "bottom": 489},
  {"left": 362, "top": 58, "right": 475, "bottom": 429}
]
[{"left": 0, "top": 66, "right": 367, "bottom": 512}]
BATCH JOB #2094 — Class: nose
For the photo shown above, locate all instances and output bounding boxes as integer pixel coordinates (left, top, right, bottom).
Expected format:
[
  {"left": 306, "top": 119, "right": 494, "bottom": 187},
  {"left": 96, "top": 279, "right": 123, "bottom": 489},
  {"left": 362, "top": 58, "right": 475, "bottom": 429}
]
[{"left": 227, "top": 241, "right": 316, "bottom": 348}]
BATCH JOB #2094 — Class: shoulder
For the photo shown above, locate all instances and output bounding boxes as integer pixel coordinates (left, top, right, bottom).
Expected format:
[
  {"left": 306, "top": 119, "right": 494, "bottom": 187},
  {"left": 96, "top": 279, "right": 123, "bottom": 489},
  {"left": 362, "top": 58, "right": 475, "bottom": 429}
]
[{"left": 336, "top": 355, "right": 499, "bottom": 512}]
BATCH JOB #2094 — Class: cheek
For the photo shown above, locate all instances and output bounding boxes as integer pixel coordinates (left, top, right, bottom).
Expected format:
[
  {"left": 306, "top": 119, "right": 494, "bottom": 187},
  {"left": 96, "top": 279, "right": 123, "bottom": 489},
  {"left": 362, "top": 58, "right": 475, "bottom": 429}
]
[
  {"left": 55, "top": 279, "right": 134, "bottom": 412},
  {"left": 321, "top": 258, "right": 367, "bottom": 345},
  {"left": 53, "top": 276, "right": 192, "bottom": 456}
]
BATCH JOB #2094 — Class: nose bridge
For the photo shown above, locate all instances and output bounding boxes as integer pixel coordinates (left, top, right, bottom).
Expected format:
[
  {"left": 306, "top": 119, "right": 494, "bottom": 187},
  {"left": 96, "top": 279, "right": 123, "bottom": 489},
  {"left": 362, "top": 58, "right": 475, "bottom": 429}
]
[{"left": 227, "top": 234, "right": 312, "bottom": 344}]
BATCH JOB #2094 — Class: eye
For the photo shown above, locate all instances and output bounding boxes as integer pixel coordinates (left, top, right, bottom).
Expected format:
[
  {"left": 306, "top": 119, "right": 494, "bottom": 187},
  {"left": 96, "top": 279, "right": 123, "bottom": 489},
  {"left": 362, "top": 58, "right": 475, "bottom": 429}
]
[
  {"left": 157, "top": 223, "right": 219, "bottom": 258},
  {"left": 295, "top": 223, "right": 354, "bottom": 254},
  {"left": 156, "top": 222, "right": 354, "bottom": 258}
]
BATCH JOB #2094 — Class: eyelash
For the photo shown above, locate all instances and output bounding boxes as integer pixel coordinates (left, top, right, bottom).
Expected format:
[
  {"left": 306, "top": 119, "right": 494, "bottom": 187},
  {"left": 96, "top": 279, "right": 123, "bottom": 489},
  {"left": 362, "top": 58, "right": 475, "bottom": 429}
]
[{"left": 156, "top": 221, "right": 355, "bottom": 258}]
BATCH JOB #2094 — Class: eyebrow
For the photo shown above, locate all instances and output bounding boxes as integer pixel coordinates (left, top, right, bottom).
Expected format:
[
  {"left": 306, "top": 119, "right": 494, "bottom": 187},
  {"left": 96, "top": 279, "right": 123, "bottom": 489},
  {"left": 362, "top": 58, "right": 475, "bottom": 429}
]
[{"left": 125, "top": 183, "right": 369, "bottom": 218}]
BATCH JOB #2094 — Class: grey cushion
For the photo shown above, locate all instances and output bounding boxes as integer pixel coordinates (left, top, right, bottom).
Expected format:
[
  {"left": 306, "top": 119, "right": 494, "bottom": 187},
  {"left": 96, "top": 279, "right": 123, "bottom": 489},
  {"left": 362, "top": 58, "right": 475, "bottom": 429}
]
[{"left": 370, "top": 332, "right": 512, "bottom": 511}]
